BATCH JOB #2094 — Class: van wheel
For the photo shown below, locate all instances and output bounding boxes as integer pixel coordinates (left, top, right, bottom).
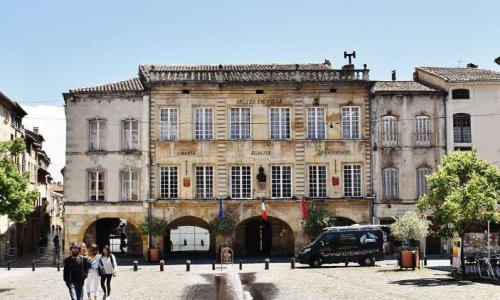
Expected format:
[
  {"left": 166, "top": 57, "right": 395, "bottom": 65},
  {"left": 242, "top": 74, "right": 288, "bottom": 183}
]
[
  {"left": 309, "top": 257, "right": 322, "bottom": 268},
  {"left": 359, "top": 256, "right": 375, "bottom": 266}
]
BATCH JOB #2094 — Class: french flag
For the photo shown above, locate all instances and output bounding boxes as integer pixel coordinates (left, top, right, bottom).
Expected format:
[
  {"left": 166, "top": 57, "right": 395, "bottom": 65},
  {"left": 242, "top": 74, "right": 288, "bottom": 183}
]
[
  {"left": 301, "top": 195, "right": 308, "bottom": 221},
  {"left": 261, "top": 198, "right": 268, "bottom": 221}
]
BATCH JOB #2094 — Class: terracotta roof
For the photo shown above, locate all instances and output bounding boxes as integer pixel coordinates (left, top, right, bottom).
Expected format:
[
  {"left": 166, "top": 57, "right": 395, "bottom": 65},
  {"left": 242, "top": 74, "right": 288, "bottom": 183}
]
[
  {"left": 372, "top": 81, "right": 439, "bottom": 93},
  {"left": 417, "top": 67, "right": 500, "bottom": 83},
  {"left": 139, "top": 63, "right": 369, "bottom": 83},
  {"left": 69, "top": 78, "right": 144, "bottom": 93}
]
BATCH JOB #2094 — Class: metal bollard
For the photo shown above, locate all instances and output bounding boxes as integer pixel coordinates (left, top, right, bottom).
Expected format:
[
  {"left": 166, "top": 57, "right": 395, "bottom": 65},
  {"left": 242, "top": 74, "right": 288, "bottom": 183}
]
[
  {"left": 160, "top": 260, "right": 164, "bottom": 271},
  {"left": 212, "top": 260, "right": 215, "bottom": 271},
  {"left": 239, "top": 260, "right": 242, "bottom": 270},
  {"left": 265, "top": 258, "right": 270, "bottom": 270},
  {"left": 133, "top": 260, "right": 138, "bottom": 271},
  {"left": 450, "top": 255, "right": 453, "bottom": 265},
  {"left": 57, "top": 260, "right": 60, "bottom": 272},
  {"left": 186, "top": 260, "right": 191, "bottom": 272},
  {"left": 32, "top": 260, "right": 35, "bottom": 271},
  {"left": 7, "top": 261, "right": 11, "bottom": 271},
  {"left": 291, "top": 258, "right": 295, "bottom": 269},
  {"left": 424, "top": 256, "right": 427, "bottom": 266}
]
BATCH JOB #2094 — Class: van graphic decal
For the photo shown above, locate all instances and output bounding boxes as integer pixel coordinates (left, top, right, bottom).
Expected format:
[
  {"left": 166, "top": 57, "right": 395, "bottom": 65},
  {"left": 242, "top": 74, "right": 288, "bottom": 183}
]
[
  {"left": 360, "top": 232, "right": 378, "bottom": 244},
  {"left": 322, "top": 249, "right": 378, "bottom": 257}
]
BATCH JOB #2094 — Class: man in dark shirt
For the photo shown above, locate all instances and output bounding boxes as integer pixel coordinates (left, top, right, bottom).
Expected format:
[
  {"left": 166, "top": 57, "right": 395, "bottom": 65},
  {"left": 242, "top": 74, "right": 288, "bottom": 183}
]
[{"left": 63, "top": 242, "right": 89, "bottom": 300}]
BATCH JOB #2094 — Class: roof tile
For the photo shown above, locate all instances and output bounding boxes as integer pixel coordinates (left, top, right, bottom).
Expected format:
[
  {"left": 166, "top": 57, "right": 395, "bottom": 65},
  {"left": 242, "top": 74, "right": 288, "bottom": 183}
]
[
  {"left": 69, "top": 78, "right": 144, "bottom": 93},
  {"left": 417, "top": 67, "right": 500, "bottom": 82}
]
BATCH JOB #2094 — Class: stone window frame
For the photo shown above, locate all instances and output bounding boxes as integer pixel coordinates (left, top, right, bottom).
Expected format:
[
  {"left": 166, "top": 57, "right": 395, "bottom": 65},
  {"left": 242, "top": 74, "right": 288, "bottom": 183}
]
[
  {"left": 270, "top": 165, "right": 293, "bottom": 199},
  {"left": 88, "top": 117, "right": 107, "bottom": 151},
  {"left": 382, "top": 167, "right": 399, "bottom": 200},
  {"left": 307, "top": 107, "right": 326, "bottom": 140},
  {"left": 159, "top": 107, "right": 178, "bottom": 141},
  {"left": 415, "top": 114, "right": 432, "bottom": 146},
  {"left": 342, "top": 163, "right": 362, "bottom": 197},
  {"left": 194, "top": 107, "right": 214, "bottom": 140},
  {"left": 120, "top": 168, "right": 140, "bottom": 201},
  {"left": 341, "top": 106, "right": 361, "bottom": 140},
  {"left": 229, "top": 107, "right": 252, "bottom": 140},
  {"left": 381, "top": 115, "right": 398, "bottom": 146},
  {"left": 230, "top": 165, "right": 252, "bottom": 199},
  {"left": 195, "top": 165, "right": 214, "bottom": 199},
  {"left": 121, "top": 117, "right": 140, "bottom": 150},
  {"left": 269, "top": 107, "right": 291, "bottom": 140},
  {"left": 87, "top": 168, "right": 106, "bottom": 201},
  {"left": 307, "top": 165, "right": 327, "bottom": 198},
  {"left": 451, "top": 88, "right": 471, "bottom": 100},
  {"left": 416, "top": 167, "right": 432, "bottom": 198},
  {"left": 452, "top": 113, "right": 472, "bottom": 146},
  {"left": 159, "top": 165, "right": 179, "bottom": 199}
]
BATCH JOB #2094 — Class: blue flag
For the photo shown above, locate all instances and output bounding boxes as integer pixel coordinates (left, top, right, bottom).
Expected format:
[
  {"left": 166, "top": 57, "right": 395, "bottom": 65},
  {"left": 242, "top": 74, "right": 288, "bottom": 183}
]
[{"left": 218, "top": 195, "right": 223, "bottom": 222}]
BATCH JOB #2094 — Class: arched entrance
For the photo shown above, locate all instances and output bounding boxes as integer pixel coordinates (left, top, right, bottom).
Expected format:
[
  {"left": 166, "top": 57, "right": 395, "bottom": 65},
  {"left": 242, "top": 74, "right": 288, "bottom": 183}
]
[
  {"left": 83, "top": 218, "right": 142, "bottom": 255},
  {"left": 234, "top": 216, "right": 294, "bottom": 256},
  {"left": 330, "top": 216, "right": 356, "bottom": 226},
  {"left": 164, "top": 216, "right": 213, "bottom": 259}
]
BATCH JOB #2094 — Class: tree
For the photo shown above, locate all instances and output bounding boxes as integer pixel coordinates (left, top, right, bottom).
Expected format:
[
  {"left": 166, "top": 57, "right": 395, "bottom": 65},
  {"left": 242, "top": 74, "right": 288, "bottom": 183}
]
[
  {"left": 391, "top": 211, "right": 430, "bottom": 249},
  {"left": 417, "top": 150, "right": 500, "bottom": 275},
  {"left": 0, "top": 139, "right": 39, "bottom": 223},
  {"left": 302, "top": 205, "right": 330, "bottom": 239},
  {"left": 139, "top": 217, "right": 169, "bottom": 248},
  {"left": 209, "top": 208, "right": 236, "bottom": 236}
]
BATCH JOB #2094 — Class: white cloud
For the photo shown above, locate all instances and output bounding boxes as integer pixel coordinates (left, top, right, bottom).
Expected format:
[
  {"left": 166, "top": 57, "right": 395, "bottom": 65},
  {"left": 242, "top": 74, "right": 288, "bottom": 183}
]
[{"left": 22, "top": 105, "right": 65, "bottom": 183}]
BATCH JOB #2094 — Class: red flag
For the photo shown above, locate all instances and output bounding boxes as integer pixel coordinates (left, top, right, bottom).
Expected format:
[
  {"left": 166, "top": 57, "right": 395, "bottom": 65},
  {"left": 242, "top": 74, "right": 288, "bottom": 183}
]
[
  {"left": 261, "top": 198, "right": 268, "bottom": 221},
  {"left": 301, "top": 195, "right": 308, "bottom": 221}
]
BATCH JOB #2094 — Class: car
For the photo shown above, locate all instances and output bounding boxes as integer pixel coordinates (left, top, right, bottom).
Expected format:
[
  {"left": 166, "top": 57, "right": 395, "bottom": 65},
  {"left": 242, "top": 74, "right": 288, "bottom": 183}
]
[{"left": 297, "top": 224, "right": 385, "bottom": 267}]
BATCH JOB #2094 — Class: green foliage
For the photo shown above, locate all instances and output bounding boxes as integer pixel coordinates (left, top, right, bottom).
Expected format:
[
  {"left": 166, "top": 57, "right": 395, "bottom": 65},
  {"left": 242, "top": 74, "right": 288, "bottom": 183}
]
[
  {"left": 391, "top": 211, "right": 430, "bottom": 243},
  {"left": 209, "top": 209, "right": 236, "bottom": 236},
  {"left": 418, "top": 150, "right": 500, "bottom": 237},
  {"left": 0, "top": 139, "right": 39, "bottom": 223},
  {"left": 139, "top": 217, "right": 169, "bottom": 238},
  {"left": 302, "top": 205, "right": 330, "bottom": 238}
]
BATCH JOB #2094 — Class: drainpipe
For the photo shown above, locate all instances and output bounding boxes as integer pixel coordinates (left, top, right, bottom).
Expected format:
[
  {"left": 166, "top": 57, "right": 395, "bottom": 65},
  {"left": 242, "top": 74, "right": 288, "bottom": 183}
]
[{"left": 147, "top": 91, "right": 153, "bottom": 249}]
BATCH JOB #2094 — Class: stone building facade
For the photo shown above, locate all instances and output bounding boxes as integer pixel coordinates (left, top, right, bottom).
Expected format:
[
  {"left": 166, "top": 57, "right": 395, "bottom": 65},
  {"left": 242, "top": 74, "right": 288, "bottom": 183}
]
[
  {"left": 370, "top": 81, "right": 446, "bottom": 253},
  {"left": 64, "top": 61, "right": 374, "bottom": 257}
]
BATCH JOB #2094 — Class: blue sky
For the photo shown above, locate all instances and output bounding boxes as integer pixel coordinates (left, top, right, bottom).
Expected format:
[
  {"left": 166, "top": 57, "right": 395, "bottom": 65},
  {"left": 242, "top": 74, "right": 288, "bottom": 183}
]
[{"left": 0, "top": 0, "right": 499, "bottom": 181}]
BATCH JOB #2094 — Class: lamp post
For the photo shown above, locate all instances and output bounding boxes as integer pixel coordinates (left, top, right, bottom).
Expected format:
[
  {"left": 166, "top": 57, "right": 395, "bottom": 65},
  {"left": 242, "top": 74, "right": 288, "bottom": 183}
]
[{"left": 147, "top": 198, "right": 155, "bottom": 249}]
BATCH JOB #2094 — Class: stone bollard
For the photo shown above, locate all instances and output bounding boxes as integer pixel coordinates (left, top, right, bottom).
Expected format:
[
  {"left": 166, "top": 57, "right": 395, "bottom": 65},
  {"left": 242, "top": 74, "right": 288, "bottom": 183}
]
[
  {"left": 239, "top": 260, "right": 242, "bottom": 270},
  {"left": 186, "top": 260, "right": 191, "bottom": 272},
  {"left": 160, "top": 260, "right": 164, "bottom": 272},
  {"left": 212, "top": 260, "right": 215, "bottom": 271},
  {"left": 57, "top": 260, "right": 60, "bottom": 272},
  {"left": 32, "top": 260, "right": 35, "bottom": 271},
  {"left": 7, "top": 260, "right": 11, "bottom": 271},
  {"left": 265, "top": 258, "right": 270, "bottom": 270},
  {"left": 291, "top": 258, "right": 295, "bottom": 269},
  {"left": 133, "top": 260, "right": 138, "bottom": 271}
]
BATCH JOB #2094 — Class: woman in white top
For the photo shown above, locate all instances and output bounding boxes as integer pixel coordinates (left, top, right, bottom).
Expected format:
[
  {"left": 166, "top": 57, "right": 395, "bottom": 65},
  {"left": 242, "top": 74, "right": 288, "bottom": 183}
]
[
  {"left": 100, "top": 245, "right": 117, "bottom": 299},
  {"left": 85, "top": 244, "right": 101, "bottom": 300}
]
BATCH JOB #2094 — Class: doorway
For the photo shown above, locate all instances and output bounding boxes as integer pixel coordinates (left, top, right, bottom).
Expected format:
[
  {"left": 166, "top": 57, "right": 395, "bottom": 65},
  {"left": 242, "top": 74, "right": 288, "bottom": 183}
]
[{"left": 245, "top": 219, "right": 272, "bottom": 255}]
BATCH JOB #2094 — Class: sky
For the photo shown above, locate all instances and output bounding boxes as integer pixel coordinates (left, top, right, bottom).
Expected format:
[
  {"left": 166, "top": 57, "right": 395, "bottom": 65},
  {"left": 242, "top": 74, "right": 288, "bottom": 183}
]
[{"left": 0, "top": 0, "right": 499, "bottom": 182}]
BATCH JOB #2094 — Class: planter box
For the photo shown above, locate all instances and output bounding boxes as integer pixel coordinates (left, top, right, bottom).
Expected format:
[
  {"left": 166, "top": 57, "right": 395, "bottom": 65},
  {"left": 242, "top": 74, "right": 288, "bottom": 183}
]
[
  {"left": 399, "top": 250, "right": 420, "bottom": 270},
  {"left": 148, "top": 248, "right": 160, "bottom": 262}
]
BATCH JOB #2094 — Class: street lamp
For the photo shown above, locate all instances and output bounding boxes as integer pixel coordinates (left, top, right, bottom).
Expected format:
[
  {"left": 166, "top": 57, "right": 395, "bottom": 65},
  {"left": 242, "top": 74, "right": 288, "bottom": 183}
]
[{"left": 147, "top": 198, "right": 155, "bottom": 248}]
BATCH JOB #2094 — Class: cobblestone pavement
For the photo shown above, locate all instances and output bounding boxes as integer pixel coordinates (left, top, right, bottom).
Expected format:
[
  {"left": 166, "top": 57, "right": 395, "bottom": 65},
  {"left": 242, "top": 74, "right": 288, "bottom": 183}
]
[{"left": 0, "top": 259, "right": 498, "bottom": 300}]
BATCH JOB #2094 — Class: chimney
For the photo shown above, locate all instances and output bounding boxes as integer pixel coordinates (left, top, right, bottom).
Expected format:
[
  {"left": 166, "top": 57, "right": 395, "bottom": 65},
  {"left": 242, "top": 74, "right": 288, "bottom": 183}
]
[
  {"left": 495, "top": 57, "right": 500, "bottom": 66},
  {"left": 466, "top": 63, "right": 478, "bottom": 68},
  {"left": 323, "top": 59, "right": 331, "bottom": 67},
  {"left": 33, "top": 127, "right": 39, "bottom": 133},
  {"left": 391, "top": 70, "right": 397, "bottom": 81}
]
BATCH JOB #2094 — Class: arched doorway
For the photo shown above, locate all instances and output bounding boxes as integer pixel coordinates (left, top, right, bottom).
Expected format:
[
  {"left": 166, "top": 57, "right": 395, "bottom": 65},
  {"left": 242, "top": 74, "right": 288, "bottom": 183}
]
[
  {"left": 83, "top": 218, "right": 142, "bottom": 255},
  {"left": 234, "top": 216, "right": 294, "bottom": 256},
  {"left": 164, "top": 216, "right": 213, "bottom": 259},
  {"left": 329, "top": 216, "right": 356, "bottom": 226}
]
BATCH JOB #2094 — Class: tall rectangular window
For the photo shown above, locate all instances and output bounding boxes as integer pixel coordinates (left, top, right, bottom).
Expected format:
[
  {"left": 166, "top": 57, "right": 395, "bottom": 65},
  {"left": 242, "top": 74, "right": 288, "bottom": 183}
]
[
  {"left": 382, "top": 168, "right": 399, "bottom": 200},
  {"left": 121, "top": 170, "right": 139, "bottom": 201},
  {"left": 271, "top": 165, "right": 292, "bottom": 198},
  {"left": 416, "top": 116, "right": 431, "bottom": 146},
  {"left": 230, "top": 108, "right": 251, "bottom": 140},
  {"left": 195, "top": 108, "right": 213, "bottom": 140},
  {"left": 231, "top": 166, "right": 252, "bottom": 199},
  {"left": 195, "top": 166, "right": 213, "bottom": 199},
  {"left": 88, "top": 170, "right": 105, "bottom": 201},
  {"left": 341, "top": 107, "right": 360, "bottom": 139},
  {"left": 270, "top": 108, "right": 290, "bottom": 140},
  {"left": 159, "top": 166, "right": 178, "bottom": 199},
  {"left": 307, "top": 107, "right": 326, "bottom": 139},
  {"left": 89, "top": 119, "right": 106, "bottom": 151},
  {"left": 308, "top": 165, "right": 327, "bottom": 198},
  {"left": 416, "top": 168, "right": 432, "bottom": 197},
  {"left": 343, "top": 164, "right": 362, "bottom": 197},
  {"left": 159, "top": 108, "right": 178, "bottom": 141},
  {"left": 122, "top": 119, "right": 139, "bottom": 150},
  {"left": 453, "top": 114, "right": 471, "bottom": 144},
  {"left": 382, "top": 116, "right": 397, "bottom": 146}
]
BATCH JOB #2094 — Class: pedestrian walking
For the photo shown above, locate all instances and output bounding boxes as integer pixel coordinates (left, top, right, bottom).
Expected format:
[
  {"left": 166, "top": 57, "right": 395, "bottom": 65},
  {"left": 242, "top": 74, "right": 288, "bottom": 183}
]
[
  {"left": 85, "top": 244, "right": 102, "bottom": 300},
  {"left": 53, "top": 234, "right": 60, "bottom": 264},
  {"left": 119, "top": 231, "right": 127, "bottom": 256},
  {"left": 80, "top": 242, "right": 88, "bottom": 257},
  {"left": 100, "top": 245, "right": 117, "bottom": 300},
  {"left": 63, "top": 242, "right": 90, "bottom": 300},
  {"left": 52, "top": 224, "right": 56, "bottom": 233}
]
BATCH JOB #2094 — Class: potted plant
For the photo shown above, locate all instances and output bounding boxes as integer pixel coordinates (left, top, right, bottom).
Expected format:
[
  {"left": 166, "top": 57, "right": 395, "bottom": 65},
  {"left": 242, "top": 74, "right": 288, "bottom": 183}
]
[
  {"left": 391, "top": 211, "right": 430, "bottom": 270},
  {"left": 140, "top": 217, "right": 169, "bottom": 262},
  {"left": 209, "top": 210, "right": 236, "bottom": 259},
  {"left": 302, "top": 205, "right": 330, "bottom": 240}
]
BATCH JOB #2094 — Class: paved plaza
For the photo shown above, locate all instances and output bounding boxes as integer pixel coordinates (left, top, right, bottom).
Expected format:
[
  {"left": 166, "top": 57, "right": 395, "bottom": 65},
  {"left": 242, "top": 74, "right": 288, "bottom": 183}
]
[{"left": 0, "top": 259, "right": 499, "bottom": 300}]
